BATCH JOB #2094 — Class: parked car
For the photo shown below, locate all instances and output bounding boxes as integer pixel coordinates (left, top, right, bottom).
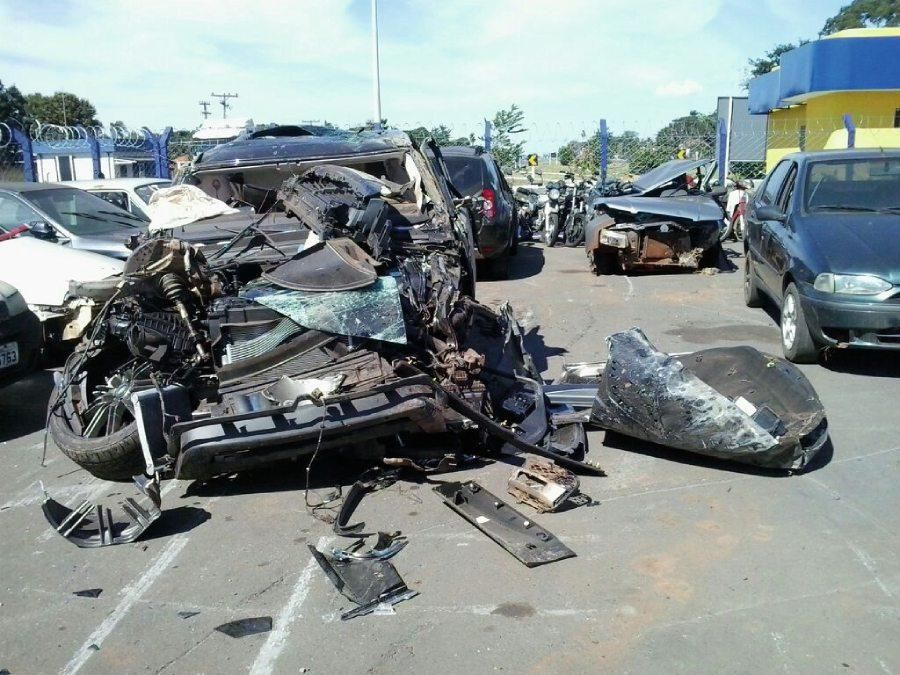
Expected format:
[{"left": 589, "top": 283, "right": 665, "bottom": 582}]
[
  {"left": 0, "top": 183, "right": 147, "bottom": 258},
  {"left": 0, "top": 236, "right": 124, "bottom": 349},
  {"left": 744, "top": 149, "right": 900, "bottom": 362},
  {"left": 0, "top": 280, "right": 42, "bottom": 387},
  {"left": 441, "top": 146, "right": 517, "bottom": 278},
  {"left": 65, "top": 178, "right": 171, "bottom": 220}
]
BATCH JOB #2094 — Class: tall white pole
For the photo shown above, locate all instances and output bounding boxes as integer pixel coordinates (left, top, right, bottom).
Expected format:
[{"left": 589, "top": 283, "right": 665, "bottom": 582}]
[{"left": 371, "top": 0, "right": 382, "bottom": 130}]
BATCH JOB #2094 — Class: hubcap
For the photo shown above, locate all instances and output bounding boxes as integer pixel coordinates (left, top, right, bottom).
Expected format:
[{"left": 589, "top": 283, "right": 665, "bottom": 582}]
[
  {"left": 79, "top": 362, "right": 151, "bottom": 437},
  {"left": 782, "top": 294, "right": 797, "bottom": 348}
]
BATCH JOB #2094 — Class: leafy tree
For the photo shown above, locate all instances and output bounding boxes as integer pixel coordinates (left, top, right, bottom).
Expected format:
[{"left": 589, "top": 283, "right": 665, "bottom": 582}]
[
  {"left": 490, "top": 104, "right": 526, "bottom": 171},
  {"left": 25, "top": 91, "right": 100, "bottom": 126},
  {"left": 0, "top": 79, "right": 28, "bottom": 123},
  {"left": 403, "top": 124, "right": 464, "bottom": 147},
  {"left": 821, "top": 0, "right": 898, "bottom": 35},
  {"left": 557, "top": 144, "right": 575, "bottom": 166}
]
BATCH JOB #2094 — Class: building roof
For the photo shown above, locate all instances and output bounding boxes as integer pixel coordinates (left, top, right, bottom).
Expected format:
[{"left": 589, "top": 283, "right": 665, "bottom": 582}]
[{"left": 748, "top": 28, "right": 900, "bottom": 114}]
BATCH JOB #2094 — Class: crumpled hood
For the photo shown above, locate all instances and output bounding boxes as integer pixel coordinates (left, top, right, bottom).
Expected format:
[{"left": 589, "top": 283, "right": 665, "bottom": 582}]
[
  {"left": 0, "top": 237, "right": 123, "bottom": 306},
  {"left": 631, "top": 158, "right": 712, "bottom": 194},
  {"left": 594, "top": 195, "right": 724, "bottom": 222},
  {"left": 798, "top": 213, "right": 900, "bottom": 284}
]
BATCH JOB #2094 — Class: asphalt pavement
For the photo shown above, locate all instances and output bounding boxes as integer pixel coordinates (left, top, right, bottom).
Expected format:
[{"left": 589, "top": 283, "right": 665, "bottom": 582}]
[{"left": 1, "top": 242, "right": 898, "bottom": 674}]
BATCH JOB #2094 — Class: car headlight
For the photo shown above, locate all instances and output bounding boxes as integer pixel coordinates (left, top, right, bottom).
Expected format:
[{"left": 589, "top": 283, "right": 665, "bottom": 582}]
[
  {"left": 548, "top": 187, "right": 560, "bottom": 200},
  {"left": 813, "top": 273, "right": 892, "bottom": 295},
  {"left": 599, "top": 230, "right": 629, "bottom": 249},
  {"left": 3, "top": 290, "right": 30, "bottom": 317}
]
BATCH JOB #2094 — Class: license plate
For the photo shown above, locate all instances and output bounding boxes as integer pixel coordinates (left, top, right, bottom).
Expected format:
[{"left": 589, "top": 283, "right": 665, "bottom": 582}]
[{"left": 0, "top": 341, "right": 19, "bottom": 369}]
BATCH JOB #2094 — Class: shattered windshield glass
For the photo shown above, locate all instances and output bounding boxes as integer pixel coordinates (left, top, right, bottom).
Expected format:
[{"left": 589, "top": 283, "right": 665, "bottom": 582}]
[{"left": 241, "top": 275, "right": 407, "bottom": 344}]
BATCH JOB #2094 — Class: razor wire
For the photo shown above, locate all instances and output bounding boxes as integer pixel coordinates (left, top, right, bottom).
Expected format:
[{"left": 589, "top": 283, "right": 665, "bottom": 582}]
[{"left": 28, "top": 120, "right": 152, "bottom": 150}]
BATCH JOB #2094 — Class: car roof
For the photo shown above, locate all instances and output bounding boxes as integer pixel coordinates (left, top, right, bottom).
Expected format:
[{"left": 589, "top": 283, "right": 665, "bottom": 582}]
[
  {"left": 0, "top": 182, "right": 72, "bottom": 193},
  {"left": 64, "top": 178, "right": 171, "bottom": 189},
  {"left": 191, "top": 127, "right": 412, "bottom": 171},
  {"left": 440, "top": 146, "right": 487, "bottom": 157},
  {"left": 781, "top": 148, "right": 900, "bottom": 163}
]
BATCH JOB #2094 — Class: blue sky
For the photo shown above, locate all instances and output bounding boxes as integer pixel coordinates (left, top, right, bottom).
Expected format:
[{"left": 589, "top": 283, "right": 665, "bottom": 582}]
[{"left": 1, "top": 0, "right": 847, "bottom": 151}]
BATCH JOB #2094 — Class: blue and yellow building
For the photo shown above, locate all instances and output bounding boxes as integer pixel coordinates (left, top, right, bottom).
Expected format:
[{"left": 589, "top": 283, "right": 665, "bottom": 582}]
[{"left": 748, "top": 28, "right": 900, "bottom": 170}]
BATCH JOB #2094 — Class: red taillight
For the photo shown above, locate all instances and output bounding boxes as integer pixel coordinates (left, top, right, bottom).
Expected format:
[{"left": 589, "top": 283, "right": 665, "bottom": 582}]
[{"left": 482, "top": 188, "right": 496, "bottom": 219}]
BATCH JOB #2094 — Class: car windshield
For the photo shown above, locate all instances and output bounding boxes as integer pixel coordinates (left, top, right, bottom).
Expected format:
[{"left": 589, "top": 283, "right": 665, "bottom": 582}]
[
  {"left": 805, "top": 157, "right": 900, "bottom": 212},
  {"left": 26, "top": 188, "right": 146, "bottom": 235},
  {"left": 444, "top": 155, "right": 486, "bottom": 197},
  {"left": 133, "top": 181, "right": 171, "bottom": 204}
]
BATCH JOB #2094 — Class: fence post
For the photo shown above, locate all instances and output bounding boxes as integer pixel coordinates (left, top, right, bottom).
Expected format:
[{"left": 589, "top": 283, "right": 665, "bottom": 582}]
[
  {"left": 147, "top": 127, "right": 173, "bottom": 179},
  {"left": 80, "top": 126, "right": 101, "bottom": 179},
  {"left": 599, "top": 119, "right": 608, "bottom": 184},
  {"left": 717, "top": 116, "right": 728, "bottom": 184},
  {"left": 10, "top": 126, "right": 35, "bottom": 182},
  {"left": 843, "top": 114, "right": 855, "bottom": 148},
  {"left": 483, "top": 119, "right": 491, "bottom": 152}
]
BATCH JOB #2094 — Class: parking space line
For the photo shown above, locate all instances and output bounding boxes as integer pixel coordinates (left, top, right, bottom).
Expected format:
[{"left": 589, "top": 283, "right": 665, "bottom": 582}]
[
  {"left": 249, "top": 536, "right": 329, "bottom": 675},
  {"left": 60, "top": 535, "right": 189, "bottom": 675}
]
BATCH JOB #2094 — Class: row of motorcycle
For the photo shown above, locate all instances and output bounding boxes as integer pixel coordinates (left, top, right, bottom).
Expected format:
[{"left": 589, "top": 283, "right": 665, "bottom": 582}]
[{"left": 515, "top": 173, "right": 594, "bottom": 247}]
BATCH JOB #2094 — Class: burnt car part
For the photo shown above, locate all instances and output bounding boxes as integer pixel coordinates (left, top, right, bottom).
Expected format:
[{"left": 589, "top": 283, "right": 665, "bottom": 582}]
[
  {"left": 308, "top": 544, "right": 418, "bottom": 621},
  {"left": 590, "top": 329, "right": 828, "bottom": 470},
  {"left": 433, "top": 481, "right": 576, "bottom": 567},
  {"left": 507, "top": 460, "right": 580, "bottom": 512},
  {"left": 215, "top": 617, "right": 273, "bottom": 638}
]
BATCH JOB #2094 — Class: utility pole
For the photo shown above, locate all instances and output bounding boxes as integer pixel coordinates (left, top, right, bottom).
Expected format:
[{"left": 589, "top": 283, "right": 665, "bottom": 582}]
[
  {"left": 198, "top": 100, "right": 211, "bottom": 119},
  {"left": 210, "top": 92, "right": 238, "bottom": 119},
  {"left": 371, "top": 0, "right": 382, "bottom": 130}
]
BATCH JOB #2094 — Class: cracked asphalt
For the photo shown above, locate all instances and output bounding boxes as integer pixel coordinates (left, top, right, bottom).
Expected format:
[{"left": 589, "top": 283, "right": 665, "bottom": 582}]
[{"left": 1, "top": 242, "right": 898, "bottom": 674}]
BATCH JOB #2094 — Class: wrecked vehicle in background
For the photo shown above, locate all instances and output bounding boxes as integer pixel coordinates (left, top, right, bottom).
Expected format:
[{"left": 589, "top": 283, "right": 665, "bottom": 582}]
[
  {"left": 585, "top": 158, "right": 727, "bottom": 274},
  {"left": 551, "top": 328, "right": 828, "bottom": 470},
  {"left": 44, "top": 127, "right": 600, "bottom": 546}
]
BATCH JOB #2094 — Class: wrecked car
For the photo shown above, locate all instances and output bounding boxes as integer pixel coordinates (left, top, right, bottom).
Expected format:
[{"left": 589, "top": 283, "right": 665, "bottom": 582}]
[
  {"left": 46, "top": 129, "right": 597, "bottom": 506},
  {"left": 585, "top": 157, "right": 728, "bottom": 274},
  {"left": 585, "top": 195, "right": 725, "bottom": 274}
]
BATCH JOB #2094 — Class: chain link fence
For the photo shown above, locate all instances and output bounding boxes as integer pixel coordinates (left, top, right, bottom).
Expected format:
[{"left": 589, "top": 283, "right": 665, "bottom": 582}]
[{"left": 0, "top": 122, "right": 25, "bottom": 181}]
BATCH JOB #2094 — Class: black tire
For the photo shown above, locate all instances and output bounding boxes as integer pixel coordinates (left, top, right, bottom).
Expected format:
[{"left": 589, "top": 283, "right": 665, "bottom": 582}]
[
  {"left": 564, "top": 214, "right": 585, "bottom": 247},
  {"left": 48, "top": 402, "right": 144, "bottom": 481},
  {"left": 743, "top": 254, "right": 762, "bottom": 308},
  {"left": 780, "top": 283, "right": 819, "bottom": 363},
  {"left": 544, "top": 213, "right": 559, "bottom": 247},
  {"left": 700, "top": 242, "right": 722, "bottom": 268},
  {"left": 589, "top": 249, "right": 617, "bottom": 276}
]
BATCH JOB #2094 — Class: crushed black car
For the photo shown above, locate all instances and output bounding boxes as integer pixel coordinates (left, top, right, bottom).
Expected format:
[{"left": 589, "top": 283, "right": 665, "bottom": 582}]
[{"left": 43, "top": 130, "right": 598, "bottom": 545}]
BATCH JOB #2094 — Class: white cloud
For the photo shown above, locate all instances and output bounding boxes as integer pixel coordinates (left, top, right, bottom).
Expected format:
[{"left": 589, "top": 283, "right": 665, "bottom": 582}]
[{"left": 655, "top": 79, "right": 704, "bottom": 97}]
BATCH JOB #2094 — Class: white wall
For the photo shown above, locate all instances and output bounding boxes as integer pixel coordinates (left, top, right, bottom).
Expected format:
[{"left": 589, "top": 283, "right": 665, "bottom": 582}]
[{"left": 34, "top": 155, "right": 119, "bottom": 182}]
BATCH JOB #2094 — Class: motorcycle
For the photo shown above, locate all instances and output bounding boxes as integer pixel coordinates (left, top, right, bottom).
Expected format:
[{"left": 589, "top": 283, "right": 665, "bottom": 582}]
[
  {"left": 562, "top": 178, "right": 593, "bottom": 247},
  {"left": 720, "top": 179, "right": 754, "bottom": 241},
  {"left": 514, "top": 186, "right": 543, "bottom": 240},
  {"left": 542, "top": 180, "right": 563, "bottom": 247}
]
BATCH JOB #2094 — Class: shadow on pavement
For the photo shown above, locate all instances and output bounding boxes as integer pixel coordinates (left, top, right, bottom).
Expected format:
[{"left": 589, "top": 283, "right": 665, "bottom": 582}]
[
  {"left": 600, "top": 429, "right": 833, "bottom": 475},
  {"left": 142, "top": 506, "right": 212, "bottom": 541},
  {"left": 821, "top": 349, "right": 900, "bottom": 377},
  {"left": 498, "top": 242, "right": 545, "bottom": 281},
  {"left": 0, "top": 370, "right": 54, "bottom": 442},
  {"left": 521, "top": 325, "right": 568, "bottom": 375}
]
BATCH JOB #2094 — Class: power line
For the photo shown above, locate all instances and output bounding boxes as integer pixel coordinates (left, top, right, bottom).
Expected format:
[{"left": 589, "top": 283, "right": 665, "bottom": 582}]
[
  {"left": 210, "top": 92, "right": 238, "bottom": 119},
  {"left": 198, "top": 100, "right": 211, "bottom": 119}
]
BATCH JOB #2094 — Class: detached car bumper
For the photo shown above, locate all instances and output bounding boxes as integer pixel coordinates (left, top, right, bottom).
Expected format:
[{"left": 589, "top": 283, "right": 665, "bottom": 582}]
[
  {"left": 0, "top": 310, "right": 42, "bottom": 386},
  {"left": 800, "top": 291, "right": 900, "bottom": 349}
]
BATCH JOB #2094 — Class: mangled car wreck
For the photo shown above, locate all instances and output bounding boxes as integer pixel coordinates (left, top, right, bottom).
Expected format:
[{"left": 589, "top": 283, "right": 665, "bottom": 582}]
[
  {"left": 585, "top": 158, "right": 726, "bottom": 274},
  {"left": 43, "top": 129, "right": 599, "bottom": 546}
]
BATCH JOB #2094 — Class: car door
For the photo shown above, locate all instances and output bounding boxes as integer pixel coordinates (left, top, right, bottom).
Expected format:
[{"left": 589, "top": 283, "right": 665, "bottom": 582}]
[
  {"left": 748, "top": 160, "right": 792, "bottom": 294},
  {"left": 763, "top": 164, "right": 798, "bottom": 295}
]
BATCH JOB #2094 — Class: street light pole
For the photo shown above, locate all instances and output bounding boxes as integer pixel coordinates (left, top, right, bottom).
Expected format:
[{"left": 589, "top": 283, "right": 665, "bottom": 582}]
[{"left": 371, "top": 0, "right": 382, "bottom": 130}]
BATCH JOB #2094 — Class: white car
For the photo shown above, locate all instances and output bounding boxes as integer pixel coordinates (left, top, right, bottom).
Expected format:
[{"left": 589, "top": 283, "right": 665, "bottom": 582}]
[
  {"left": 0, "top": 237, "right": 123, "bottom": 345},
  {"left": 64, "top": 178, "right": 171, "bottom": 220}
]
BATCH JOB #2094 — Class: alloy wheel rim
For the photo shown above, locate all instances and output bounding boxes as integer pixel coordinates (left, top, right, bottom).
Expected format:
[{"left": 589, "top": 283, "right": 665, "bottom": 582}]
[{"left": 782, "top": 294, "right": 797, "bottom": 348}]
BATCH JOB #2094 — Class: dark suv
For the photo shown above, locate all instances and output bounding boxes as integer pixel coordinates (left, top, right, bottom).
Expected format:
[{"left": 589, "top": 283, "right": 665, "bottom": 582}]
[{"left": 442, "top": 146, "right": 517, "bottom": 278}]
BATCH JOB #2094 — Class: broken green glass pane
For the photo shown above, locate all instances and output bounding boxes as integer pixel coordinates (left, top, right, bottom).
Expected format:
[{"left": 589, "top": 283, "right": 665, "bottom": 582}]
[{"left": 241, "top": 276, "right": 407, "bottom": 344}]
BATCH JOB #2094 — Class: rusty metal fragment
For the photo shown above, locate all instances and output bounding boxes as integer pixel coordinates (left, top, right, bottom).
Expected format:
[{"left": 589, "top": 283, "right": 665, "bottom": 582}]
[{"left": 508, "top": 460, "right": 580, "bottom": 512}]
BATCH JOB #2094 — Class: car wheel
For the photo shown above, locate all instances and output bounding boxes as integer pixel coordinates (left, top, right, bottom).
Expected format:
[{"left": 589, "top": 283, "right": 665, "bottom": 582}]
[
  {"left": 589, "top": 249, "right": 617, "bottom": 276},
  {"left": 743, "top": 255, "right": 762, "bottom": 307},
  {"left": 700, "top": 242, "right": 722, "bottom": 268},
  {"left": 780, "top": 283, "right": 818, "bottom": 363},
  {"left": 734, "top": 211, "right": 745, "bottom": 241}
]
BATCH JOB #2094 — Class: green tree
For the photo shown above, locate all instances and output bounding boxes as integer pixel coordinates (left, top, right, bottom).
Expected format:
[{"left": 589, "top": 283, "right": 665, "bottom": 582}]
[
  {"left": 821, "top": 0, "right": 898, "bottom": 35},
  {"left": 490, "top": 104, "right": 526, "bottom": 171},
  {"left": 557, "top": 144, "right": 575, "bottom": 166},
  {"left": 0, "top": 79, "right": 28, "bottom": 123},
  {"left": 25, "top": 91, "right": 100, "bottom": 126}
]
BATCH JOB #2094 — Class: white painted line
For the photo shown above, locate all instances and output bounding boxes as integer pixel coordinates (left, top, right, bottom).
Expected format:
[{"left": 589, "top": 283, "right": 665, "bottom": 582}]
[
  {"left": 60, "top": 535, "right": 189, "bottom": 675},
  {"left": 250, "top": 536, "right": 329, "bottom": 675}
]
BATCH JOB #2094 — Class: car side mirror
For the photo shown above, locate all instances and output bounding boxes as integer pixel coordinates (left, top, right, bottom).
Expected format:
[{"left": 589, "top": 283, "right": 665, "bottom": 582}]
[
  {"left": 28, "top": 220, "right": 56, "bottom": 239},
  {"left": 755, "top": 205, "right": 786, "bottom": 222}
]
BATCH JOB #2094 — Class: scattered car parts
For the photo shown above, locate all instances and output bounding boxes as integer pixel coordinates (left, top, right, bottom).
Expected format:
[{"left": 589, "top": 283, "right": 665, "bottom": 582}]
[
  {"left": 215, "top": 616, "right": 273, "bottom": 638},
  {"left": 507, "top": 460, "right": 579, "bottom": 512},
  {"left": 433, "top": 481, "right": 576, "bottom": 567}
]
